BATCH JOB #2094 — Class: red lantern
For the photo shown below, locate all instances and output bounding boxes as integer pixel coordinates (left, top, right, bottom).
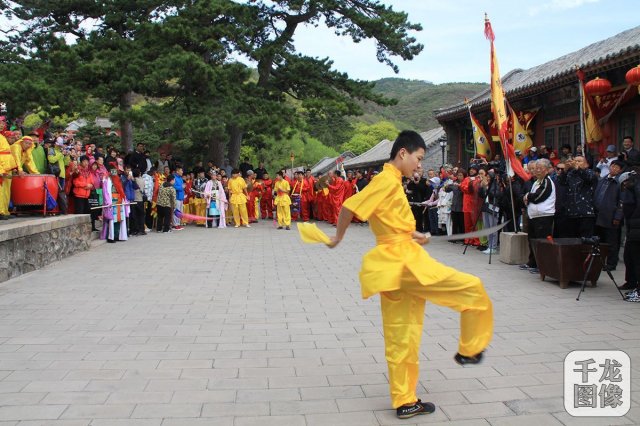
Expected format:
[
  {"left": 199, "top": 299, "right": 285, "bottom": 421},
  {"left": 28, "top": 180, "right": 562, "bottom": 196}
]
[
  {"left": 584, "top": 77, "right": 612, "bottom": 106},
  {"left": 626, "top": 65, "right": 640, "bottom": 94}
]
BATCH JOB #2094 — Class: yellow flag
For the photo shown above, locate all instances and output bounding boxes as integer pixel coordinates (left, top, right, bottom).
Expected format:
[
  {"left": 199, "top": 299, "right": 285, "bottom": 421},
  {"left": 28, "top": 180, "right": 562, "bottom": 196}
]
[
  {"left": 581, "top": 80, "right": 603, "bottom": 144},
  {"left": 468, "top": 106, "right": 492, "bottom": 158},
  {"left": 485, "top": 15, "right": 530, "bottom": 181},
  {"left": 511, "top": 107, "right": 533, "bottom": 153}
]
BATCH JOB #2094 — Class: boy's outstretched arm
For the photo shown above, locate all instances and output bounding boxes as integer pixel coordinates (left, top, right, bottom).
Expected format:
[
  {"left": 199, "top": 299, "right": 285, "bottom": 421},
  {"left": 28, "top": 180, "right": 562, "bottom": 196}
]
[{"left": 328, "top": 207, "right": 354, "bottom": 248}]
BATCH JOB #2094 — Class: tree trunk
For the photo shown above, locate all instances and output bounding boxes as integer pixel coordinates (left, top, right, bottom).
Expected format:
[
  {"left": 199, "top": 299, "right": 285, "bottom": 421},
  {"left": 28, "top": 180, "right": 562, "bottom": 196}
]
[
  {"left": 227, "top": 125, "right": 244, "bottom": 168},
  {"left": 207, "top": 135, "right": 226, "bottom": 167},
  {"left": 119, "top": 91, "right": 134, "bottom": 153}
]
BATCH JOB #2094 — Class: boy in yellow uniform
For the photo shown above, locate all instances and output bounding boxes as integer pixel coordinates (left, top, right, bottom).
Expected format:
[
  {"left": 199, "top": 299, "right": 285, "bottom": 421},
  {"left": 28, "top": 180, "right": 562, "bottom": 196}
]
[
  {"left": 228, "top": 168, "right": 250, "bottom": 228},
  {"left": 273, "top": 171, "right": 292, "bottom": 230},
  {"left": 328, "top": 131, "right": 493, "bottom": 419}
]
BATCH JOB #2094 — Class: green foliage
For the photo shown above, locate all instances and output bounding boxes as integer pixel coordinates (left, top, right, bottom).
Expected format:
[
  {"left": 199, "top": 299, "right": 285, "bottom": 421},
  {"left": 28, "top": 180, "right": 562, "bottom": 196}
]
[
  {"left": 341, "top": 120, "right": 399, "bottom": 155},
  {"left": 255, "top": 130, "right": 339, "bottom": 172},
  {"left": 74, "top": 123, "right": 119, "bottom": 147},
  {"left": 363, "top": 78, "right": 488, "bottom": 131}
]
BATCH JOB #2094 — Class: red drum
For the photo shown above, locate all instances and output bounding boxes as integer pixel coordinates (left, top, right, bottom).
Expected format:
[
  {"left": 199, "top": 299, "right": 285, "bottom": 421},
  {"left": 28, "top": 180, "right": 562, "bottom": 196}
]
[{"left": 10, "top": 174, "right": 59, "bottom": 206}]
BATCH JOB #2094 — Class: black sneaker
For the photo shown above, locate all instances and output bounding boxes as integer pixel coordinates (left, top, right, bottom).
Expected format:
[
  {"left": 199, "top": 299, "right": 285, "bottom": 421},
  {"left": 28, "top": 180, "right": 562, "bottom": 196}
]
[
  {"left": 454, "top": 351, "right": 484, "bottom": 365},
  {"left": 618, "top": 282, "right": 636, "bottom": 290},
  {"left": 396, "top": 399, "right": 436, "bottom": 419}
]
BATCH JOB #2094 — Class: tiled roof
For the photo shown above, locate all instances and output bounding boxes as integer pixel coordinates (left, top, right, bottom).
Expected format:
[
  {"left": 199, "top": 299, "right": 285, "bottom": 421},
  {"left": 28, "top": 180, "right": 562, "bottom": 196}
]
[
  {"left": 310, "top": 151, "right": 356, "bottom": 175},
  {"left": 435, "top": 25, "right": 640, "bottom": 120},
  {"left": 343, "top": 127, "right": 446, "bottom": 169}
]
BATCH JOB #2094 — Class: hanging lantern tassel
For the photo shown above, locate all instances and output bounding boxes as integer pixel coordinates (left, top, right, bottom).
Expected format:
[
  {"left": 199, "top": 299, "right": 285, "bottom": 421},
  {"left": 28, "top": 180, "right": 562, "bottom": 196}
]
[
  {"left": 626, "top": 64, "right": 640, "bottom": 95},
  {"left": 584, "top": 77, "right": 612, "bottom": 106}
]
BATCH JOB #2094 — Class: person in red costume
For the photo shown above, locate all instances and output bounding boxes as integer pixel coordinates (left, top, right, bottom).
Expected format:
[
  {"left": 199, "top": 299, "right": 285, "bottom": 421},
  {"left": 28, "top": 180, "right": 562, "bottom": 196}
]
[
  {"left": 250, "top": 175, "right": 263, "bottom": 222},
  {"left": 327, "top": 170, "right": 345, "bottom": 225},
  {"left": 290, "top": 171, "right": 305, "bottom": 221},
  {"left": 301, "top": 169, "right": 316, "bottom": 222},
  {"left": 245, "top": 170, "right": 259, "bottom": 223},
  {"left": 342, "top": 170, "right": 355, "bottom": 201},
  {"left": 260, "top": 172, "right": 273, "bottom": 219},
  {"left": 460, "top": 164, "right": 482, "bottom": 246}
]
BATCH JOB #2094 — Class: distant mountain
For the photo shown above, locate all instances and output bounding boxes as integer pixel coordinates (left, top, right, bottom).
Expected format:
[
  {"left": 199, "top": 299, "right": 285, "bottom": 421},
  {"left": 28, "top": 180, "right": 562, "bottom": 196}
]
[{"left": 356, "top": 78, "right": 488, "bottom": 131}]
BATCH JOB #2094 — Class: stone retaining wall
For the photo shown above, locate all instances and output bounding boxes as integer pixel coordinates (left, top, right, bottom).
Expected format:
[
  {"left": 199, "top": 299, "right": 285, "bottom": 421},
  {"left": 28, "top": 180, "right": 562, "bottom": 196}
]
[{"left": 0, "top": 215, "right": 91, "bottom": 283}]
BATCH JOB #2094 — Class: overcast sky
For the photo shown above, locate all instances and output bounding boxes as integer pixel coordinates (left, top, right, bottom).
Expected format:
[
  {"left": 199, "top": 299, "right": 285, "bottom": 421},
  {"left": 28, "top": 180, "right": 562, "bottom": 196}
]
[{"left": 290, "top": 0, "right": 638, "bottom": 84}]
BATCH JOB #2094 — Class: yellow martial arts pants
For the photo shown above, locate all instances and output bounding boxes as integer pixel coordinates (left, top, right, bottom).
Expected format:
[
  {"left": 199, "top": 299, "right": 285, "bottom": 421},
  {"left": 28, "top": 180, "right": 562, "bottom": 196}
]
[
  {"left": 231, "top": 202, "right": 249, "bottom": 226},
  {"left": 277, "top": 204, "right": 291, "bottom": 227},
  {"left": 381, "top": 268, "right": 493, "bottom": 408},
  {"left": 192, "top": 198, "right": 206, "bottom": 225},
  {"left": 0, "top": 178, "right": 11, "bottom": 216}
]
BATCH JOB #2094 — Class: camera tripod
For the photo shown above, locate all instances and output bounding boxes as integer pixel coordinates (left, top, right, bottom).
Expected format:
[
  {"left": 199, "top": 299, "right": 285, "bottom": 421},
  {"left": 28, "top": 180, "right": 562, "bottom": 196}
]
[{"left": 576, "top": 240, "right": 626, "bottom": 301}]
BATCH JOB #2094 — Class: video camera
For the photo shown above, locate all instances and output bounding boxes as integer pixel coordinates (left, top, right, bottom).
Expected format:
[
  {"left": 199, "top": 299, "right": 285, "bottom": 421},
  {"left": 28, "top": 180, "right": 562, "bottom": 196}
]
[{"left": 581, "top": 236, "right": 600, "bottom": 245}]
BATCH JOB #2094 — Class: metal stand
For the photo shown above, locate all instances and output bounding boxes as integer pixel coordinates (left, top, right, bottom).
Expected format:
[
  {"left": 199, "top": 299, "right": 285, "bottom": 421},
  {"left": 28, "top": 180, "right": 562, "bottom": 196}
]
[{"left": 576, "top": 240, "right": 625, "bottom": 301}]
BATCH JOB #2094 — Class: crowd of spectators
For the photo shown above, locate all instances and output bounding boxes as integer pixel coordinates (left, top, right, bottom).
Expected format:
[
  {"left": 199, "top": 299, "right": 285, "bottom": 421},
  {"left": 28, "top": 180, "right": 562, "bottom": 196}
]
[{"left": 402, "top": 137, "right": 640, "bottom": 302}]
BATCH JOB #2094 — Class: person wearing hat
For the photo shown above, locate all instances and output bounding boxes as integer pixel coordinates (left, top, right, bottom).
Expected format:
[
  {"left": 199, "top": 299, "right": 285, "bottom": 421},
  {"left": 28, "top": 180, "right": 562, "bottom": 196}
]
[
  {"left": 597, "top": 144, "right": 620, "bottom": 178},
  {"left": 593, "top": 159, "right": 626, "bottom": 271},
  {"left": 522, "top": 146, "right": 538, "bottom": 165},
  {"left": 27, "top": 130, "right": 48, "bottom": 174},
  {"left": 0, "top": 116, "right": 17, "bottom": 219},
  {"left": 47, "top": 137, "right": 71, "bottom": 186},
  {"left": 10, "top": 136, "right": 39, "bottom": 175},
  {"left": 191, "top": 167, "right": 208, "bottom": 225}
]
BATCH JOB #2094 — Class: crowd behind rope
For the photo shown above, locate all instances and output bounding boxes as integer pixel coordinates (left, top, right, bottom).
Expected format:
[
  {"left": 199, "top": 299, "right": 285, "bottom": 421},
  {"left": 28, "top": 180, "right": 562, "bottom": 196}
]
[
  {"left": 1, "top": 119, "right": 640, "bottom": 301},
  {"left": 405, "top": 137, "right": 640, "bottom": 302}
]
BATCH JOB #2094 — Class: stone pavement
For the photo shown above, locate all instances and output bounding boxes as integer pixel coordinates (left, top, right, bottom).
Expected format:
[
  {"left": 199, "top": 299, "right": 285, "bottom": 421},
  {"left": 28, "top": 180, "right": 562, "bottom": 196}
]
[{"left": 0, "top": 220, "right": 637, "bottom": 426}]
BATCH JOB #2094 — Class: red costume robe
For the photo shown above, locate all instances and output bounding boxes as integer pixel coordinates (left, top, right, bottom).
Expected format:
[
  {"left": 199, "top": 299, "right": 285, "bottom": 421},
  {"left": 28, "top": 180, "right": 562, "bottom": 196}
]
[
  {"left": 302, "top": 176, "right": 316, "bottom": 222},
  {"left": 260, "top": 178, "right": 273, "bottom": 219},
  {"left": 250, "top": 179, "right": 263, "bottom": 221},
  {"left": 327, "top": 176, "right": 345, "bottom": 224},
  {"left": 460, "top": 176, "right": 482, "bottom": 246}
]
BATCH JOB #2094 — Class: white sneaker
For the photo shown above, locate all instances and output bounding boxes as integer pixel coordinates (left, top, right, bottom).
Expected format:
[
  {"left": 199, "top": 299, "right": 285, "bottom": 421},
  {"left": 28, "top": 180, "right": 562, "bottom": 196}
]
[{"left": 482, "top": 248, "right": 498, "bottom": 255}]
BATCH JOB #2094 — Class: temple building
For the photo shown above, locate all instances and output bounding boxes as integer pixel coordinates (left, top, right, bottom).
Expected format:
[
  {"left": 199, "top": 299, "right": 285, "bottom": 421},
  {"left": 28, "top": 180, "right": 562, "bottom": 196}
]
[{"left": 435, "top": 25, "right": 640, "bottom": 166}]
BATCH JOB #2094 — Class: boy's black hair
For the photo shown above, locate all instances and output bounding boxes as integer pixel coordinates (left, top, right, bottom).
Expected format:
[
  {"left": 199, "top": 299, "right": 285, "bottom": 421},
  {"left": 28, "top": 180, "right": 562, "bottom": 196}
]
[
  {"left": 231, "top": 168, "right": 240, "bottom": 175},
  {"left": 335, "top": 170, "right": 341, "bottom": 177},
  {"left": 276, "top": 171, "right": 284, "bottom": 177},
  {"left": 389, "top": 130, "right": 427, "bottom": 160}
]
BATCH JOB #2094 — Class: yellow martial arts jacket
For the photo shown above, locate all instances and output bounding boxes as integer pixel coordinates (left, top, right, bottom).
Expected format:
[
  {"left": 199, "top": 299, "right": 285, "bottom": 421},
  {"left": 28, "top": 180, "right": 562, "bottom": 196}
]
[
  {"left": 343, "top": 163, "right": 446, "bottom": 299},
  {"left": 274, "top": 179, "right": 291, "bottom": 206},
  {"left": 228, "top": 176, "right": 247, "bottom": 204},
  {"left": 10, "top": 141, "right": 39, "bottom": 174},
  {"left": 0, "top": 134, "right": 17, "bottom": 174}
]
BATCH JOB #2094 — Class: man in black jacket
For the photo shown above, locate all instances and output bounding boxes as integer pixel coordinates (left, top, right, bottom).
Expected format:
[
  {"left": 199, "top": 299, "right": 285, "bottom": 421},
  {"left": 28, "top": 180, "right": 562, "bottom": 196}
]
[
  {"left": 406, "top": 172, "right": 429, "bottom": 232},
  {"left": 619, "top": 171, "right": 640, "bottom": 300},
  {"left": 559, "top": 155, "right": 598, "bottom": 237},
  {"left": 621, "top": 136, "right": 640, "bottom": 167},
  {"left": 594, "top": 160, "right": 625, "bottom": 271},
  {"left": 128, "top": 143, "right": 147, "bottom": 174}
]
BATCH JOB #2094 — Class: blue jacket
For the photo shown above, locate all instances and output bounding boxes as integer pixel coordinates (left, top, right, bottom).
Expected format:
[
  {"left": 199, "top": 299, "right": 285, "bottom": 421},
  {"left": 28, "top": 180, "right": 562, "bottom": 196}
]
[
  {"left": 174, "top": 174, "right": 184, "bottom": 201},
  {"left": 121, "top": 176, "right": 137, "bottom": 201}
]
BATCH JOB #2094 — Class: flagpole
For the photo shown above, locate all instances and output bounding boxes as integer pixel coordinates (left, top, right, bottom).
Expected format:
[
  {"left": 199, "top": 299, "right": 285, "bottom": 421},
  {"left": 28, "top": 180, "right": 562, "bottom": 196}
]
[{"left": 577, "top": 66, "right": 586, "bottom": 155}]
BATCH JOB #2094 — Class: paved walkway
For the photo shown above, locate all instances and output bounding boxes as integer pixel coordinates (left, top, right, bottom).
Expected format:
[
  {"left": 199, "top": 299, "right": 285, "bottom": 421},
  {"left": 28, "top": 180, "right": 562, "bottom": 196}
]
[{"left": 0, "top": 220, "right": 637, "bottom": 425}]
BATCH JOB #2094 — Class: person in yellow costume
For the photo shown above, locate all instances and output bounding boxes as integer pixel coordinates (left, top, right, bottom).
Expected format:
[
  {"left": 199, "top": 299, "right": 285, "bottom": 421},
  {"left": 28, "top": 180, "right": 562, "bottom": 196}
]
[
  {"left": 326, "top": 131, "right": 493, "bottom": 419},
  {"left": 0, "top": 117, "right": 17, "bottom": 219},
  {"left": 228, "top": 168, "right": 250, "bottom": 228},
  {"left": 10, "top": 136, "right": 39, "bottom": 175},
  {"left": 273, "top": 171, "right": 291, "bottom": 230}
]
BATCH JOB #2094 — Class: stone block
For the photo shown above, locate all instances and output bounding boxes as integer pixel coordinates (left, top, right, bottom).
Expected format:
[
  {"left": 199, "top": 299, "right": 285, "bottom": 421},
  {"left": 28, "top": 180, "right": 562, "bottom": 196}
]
[{"left": 499, "top": 232, "right": 530, "bottom": 265}]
